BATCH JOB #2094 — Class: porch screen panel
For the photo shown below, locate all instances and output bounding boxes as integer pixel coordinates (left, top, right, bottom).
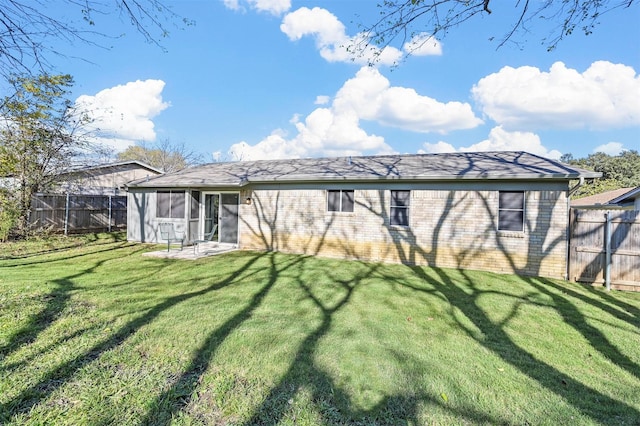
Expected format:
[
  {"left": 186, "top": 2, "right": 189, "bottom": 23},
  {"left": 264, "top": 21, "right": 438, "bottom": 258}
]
[
  {"left": 157, "top": 191, "right": 171, "bottom": 218},
  {"left": 190, "top": 191, "right": 200, "bottom": 219},
  {"left": 170, "top": 191, "right": 185, "bottom": 218},
  {"left": 157, "top": 190, "right": 185, "bottom": 219}
]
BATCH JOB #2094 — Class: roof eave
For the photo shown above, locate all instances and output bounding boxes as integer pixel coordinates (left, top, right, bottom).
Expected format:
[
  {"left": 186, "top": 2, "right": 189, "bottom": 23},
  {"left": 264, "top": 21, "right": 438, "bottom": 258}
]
[
  {"left": 126, "top": 170, "right": 602, "bottom": 188},
  {"left": 245, "top": 172, "right": 601, "bottom": 184}
]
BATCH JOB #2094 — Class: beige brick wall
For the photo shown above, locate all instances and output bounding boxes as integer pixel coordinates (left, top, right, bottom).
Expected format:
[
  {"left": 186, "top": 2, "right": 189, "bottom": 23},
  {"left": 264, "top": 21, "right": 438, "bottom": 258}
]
[{"left": 239, "top": 185, "right": 569, "bottom": 279}]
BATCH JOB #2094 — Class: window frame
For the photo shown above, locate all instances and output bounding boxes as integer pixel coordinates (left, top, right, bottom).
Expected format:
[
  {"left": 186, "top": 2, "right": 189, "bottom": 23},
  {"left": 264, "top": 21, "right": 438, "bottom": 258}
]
[
  {"left": 327, "top": 189, "right": 355, "bottom": 213},
  {"left": 156, "top": 190, "right": 186, "bottom": 219},
  {"left": 390, "top": 190, "right": 410, "bottom": 227},
  {"left": 498, "top": 191, "right": 525, "bottom": 232}
]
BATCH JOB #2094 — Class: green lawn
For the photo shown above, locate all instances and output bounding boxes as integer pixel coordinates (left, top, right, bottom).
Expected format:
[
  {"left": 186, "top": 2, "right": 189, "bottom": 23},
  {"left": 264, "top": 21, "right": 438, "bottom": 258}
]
[{"left": 1, "top": 233, "right": 639, "bottom": 425}]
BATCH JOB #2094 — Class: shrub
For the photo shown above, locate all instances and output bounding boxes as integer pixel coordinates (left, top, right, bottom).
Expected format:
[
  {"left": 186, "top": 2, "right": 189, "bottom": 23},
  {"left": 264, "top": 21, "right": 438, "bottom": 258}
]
[{"left": 0, "top": 190, "right": 19, "bottom": 241}]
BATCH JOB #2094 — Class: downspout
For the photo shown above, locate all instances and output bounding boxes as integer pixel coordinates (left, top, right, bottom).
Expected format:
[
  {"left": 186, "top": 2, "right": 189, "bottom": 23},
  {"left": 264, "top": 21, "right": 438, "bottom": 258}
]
[
  {"left": 565, "top": 177, "right": 585, "bottom": 281},
  {"left": 568, "top": 176, "right": 584, "bottom": 197}
]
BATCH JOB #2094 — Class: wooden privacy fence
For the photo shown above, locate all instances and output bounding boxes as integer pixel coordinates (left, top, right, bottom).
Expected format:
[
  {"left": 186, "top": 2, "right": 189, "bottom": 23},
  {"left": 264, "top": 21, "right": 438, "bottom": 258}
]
[
  {"left": 30, "top": 193, "right": 127, "bottom": 234},
  {"left": 569, "top": 209, "right": 640, "bottom": 291}
]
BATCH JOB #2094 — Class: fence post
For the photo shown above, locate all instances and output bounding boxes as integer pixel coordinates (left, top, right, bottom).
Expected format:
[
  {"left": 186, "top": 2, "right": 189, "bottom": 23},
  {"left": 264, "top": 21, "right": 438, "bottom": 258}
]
[
  {"left": 64, "top": 193, "right": 70, "bottom": 236},
  {"left": 604, "top": 211, "right": 612, "bottom": 292},
  {"left": 108, "top": 195, "right": 112, "bottom": 233}
]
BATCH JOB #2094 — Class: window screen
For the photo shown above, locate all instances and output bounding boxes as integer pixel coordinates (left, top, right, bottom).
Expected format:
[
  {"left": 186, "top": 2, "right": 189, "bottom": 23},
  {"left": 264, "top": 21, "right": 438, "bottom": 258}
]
[
  {"left": 327, "top": 190, "right": 354, "bottom": 212},
  {"left": 498, "top": 191, "right": 525, "bottom": 231},
  {"left": 390, "top": 190, "right": 410, "bottom": 226}
]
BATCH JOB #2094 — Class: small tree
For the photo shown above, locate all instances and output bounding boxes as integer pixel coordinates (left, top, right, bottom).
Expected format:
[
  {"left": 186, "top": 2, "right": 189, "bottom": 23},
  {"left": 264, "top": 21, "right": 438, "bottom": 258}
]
[
  {"left": 117, "top": 139, "right": 203, "bottom": 173},
  {"left": 0, "top": 74, "right": 92, "bottom": 237},
  {"left": 0, "top": 189, "right": 19, "bottom": 241}
]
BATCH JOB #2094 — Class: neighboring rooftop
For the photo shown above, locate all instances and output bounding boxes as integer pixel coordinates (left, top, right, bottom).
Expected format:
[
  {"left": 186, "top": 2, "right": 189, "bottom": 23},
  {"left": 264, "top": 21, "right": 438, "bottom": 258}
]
[
  {"left": 572, "top": 187, "right": 640, "bottom": 208},
  {"left": 127, "top": 151, "right": 601, "bottom": 188},
  {"left": 59, "top": 160, "right": 164, "bottom": 176}
]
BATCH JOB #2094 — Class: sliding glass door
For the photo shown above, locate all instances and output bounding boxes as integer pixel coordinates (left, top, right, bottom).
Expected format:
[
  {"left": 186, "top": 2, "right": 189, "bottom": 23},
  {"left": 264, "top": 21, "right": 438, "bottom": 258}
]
[
  {"left": 201, "top": 192, "right": 239, "bottom": 244},
  {"left": 203, "top": 193, "right": 219, "bottom": 239}
]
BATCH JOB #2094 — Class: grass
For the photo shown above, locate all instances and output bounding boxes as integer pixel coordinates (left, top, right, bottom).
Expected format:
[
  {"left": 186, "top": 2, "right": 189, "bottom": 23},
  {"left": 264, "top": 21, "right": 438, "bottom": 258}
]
[{"left": 1, "top": 233, "right": 639, "bottom": 425}]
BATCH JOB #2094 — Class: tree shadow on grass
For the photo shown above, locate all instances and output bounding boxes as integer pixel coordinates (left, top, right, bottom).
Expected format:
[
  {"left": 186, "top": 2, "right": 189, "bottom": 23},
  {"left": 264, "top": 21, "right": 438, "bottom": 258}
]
[
  {"left": 580, "top": 282, "right": 640, "bottom": 324},
  {"left": 404, "top": 264, "right": 640, "bottom": 423},
  {"left": 141, "top": 253, "right": 306, "bottom": 425},
  {"left": 0, "top": 239, "right": 139, "bottom": 268},
  {"left": 372, "top": 186, "right": 639, "bottom": 423},
  {"left": 0, "top": 243, "right": 146, "bottom": 360},
  {"left": 0, "top": 232, "right": 128, "bottom": 261},
  {"left": 239, "top": 258, "right": 509, "bottom": 426},
  {"left": 526, "top": 277, "right": 640, "bottom": 380},
  {"left": 0, "top": 251, "right": 268, "bottom": 423}
]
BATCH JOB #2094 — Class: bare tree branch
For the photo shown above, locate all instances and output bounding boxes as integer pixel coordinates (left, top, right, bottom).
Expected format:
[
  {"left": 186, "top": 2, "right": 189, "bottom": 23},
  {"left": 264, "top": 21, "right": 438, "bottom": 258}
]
[
  {"left": 358, "top": 0, "right": 638, "bottom": 64},
  {"left": 0, "top": 0, "right": 190, "bottom": 81}
]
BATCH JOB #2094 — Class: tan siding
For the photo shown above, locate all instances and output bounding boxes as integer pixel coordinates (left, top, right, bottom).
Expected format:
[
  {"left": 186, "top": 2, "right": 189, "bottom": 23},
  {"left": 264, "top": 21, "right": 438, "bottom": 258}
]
[{"left": 238, "top": 184, "right": 569, "bottom": 279}]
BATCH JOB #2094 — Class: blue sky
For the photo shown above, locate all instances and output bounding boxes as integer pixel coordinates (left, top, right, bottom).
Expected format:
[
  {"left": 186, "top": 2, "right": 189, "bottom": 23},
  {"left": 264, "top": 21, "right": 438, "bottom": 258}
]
[{"left": 38, "top": 0, "right": 640, "bottom": 161}]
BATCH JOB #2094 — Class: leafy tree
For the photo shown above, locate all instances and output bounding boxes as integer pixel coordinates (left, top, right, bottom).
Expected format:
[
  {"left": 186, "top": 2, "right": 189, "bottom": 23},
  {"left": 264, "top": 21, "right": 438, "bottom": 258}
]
[
  {"left": 0, "top": 74, "right": 92, "bottom": 236},
  {"left": 0, "top": 0, "right": 189, "bottom": 80},
  {"left": 562, "top": 150, "right": 640, "bottom": 198},
  {"left": 117, "top": 139, "right": 203, "bottom": 173},
  {"left": 359, "top": 0, "right": 637, "bottom": 62}
]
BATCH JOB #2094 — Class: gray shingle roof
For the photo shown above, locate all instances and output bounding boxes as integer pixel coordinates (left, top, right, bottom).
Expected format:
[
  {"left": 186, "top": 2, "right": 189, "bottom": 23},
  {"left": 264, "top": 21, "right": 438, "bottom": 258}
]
[{"left": 126, "top": 151, "right": 601, "bottom": 188}]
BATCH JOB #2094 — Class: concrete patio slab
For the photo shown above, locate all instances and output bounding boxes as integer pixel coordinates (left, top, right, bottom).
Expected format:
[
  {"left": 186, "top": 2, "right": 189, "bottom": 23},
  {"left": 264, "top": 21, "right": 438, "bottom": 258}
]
[{"left": 142, "top": 242, "right": 238, "bottom": 260}]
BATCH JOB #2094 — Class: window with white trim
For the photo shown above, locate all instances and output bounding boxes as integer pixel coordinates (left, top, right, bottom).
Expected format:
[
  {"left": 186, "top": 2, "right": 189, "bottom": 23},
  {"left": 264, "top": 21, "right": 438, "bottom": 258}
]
[
  {"left": 157, "top": 190, "right": 185, "bottom": 219},
  {"left": 498, "top": 191, "right": 525, "bottom": 232},
  {"left": 327, "top": 190, "right": 354, "bottom": 212},
  {"left": 390, "top": 190, "right": 410, "bottom": 226}
]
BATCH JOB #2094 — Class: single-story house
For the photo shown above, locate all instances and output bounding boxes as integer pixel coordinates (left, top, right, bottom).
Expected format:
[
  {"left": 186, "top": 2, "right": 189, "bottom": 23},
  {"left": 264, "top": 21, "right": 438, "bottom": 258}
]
[
  {"left": 572, "top": 187, "right": 640, "bottom": 210},
  {"left": 126, "top": 151, "right": 600, "bottom": 279},
  {"left": 53, "top": 160, "right": 163, "bottom": 195}
]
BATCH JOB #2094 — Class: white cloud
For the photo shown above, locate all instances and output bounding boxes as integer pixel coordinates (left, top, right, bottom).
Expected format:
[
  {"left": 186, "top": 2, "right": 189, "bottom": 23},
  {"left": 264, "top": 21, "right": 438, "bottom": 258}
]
[
  {"left": 222, "top": 0, "right": 290, "bottom": 15},
  {"left": 419, "top": 141, "right": 456, "bottom": 154},
  {"left": 593, "top": 141, "right": 625, "bottom": 156},
  {"left": 314, "top": 95, "right": 330, "bottom": 105},
  {"left": 335, "top": 67, "right": 482, "bottom": 133},
  {"left": 419, "top": 126, "right": 562, "bottom": 159},
  {"left": 403, "top": 33, "right": 443, "bottom": 56},
  {"left": 75, "top": 79, "right": 169, "bottom": 152},
  {"left": 228, "top": 67, "right": 482, "bottom": 160},
  {"left": 472, "top": 61, "right": 640, "bottom": 130},
  {"left": 228, "top": 109, "right": 394, "bottom": 161},
  {"left": 222, "top": 0, "right": 241, "bottom": 11},
  {"left": 281, "top": 7, "right": 402, "bottom": 66}
]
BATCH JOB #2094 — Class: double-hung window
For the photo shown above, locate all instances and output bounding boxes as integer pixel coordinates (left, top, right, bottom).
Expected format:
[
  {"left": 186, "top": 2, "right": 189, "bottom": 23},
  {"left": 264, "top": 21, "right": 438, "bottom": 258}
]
[
  {"left": 327, "top": 190, "right": 354, "bottom": 212},
  {"left": 498, "top": 191, "right": 525, "bottom": 232},
  {"left": 390, "top": 190, "right": 410, "bottom": 226},
  {"left": 157, "top": 190, "right": 185, "bottom": 219}
]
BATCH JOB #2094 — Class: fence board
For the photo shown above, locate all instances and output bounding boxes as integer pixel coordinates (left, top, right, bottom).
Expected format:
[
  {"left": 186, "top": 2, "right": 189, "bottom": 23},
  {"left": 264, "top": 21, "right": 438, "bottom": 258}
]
[
  {"left": 30, "top": 194, "right": 127, "bottom": 234},
  {"left": 570, "top": 209, "right": 640, "bottom": 291}
]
